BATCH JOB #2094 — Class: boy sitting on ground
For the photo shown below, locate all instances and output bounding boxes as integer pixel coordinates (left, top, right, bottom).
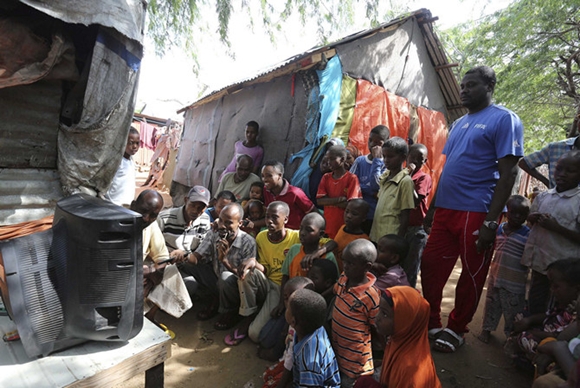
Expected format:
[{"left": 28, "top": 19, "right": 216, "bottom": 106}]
[
  {"left": 287, "top": 289, "right": 341, "bottom": 387},
  {"left": 205, "top": 190, "right": 237, "bottom": 222},
  {"left": 333, "top": 198, "right": 370, "bottom": 271},
  {"left": 332, "top": 239, "right": 381, "bottom": 387},
  {"left": 372, "top": 234, "right": 410, "bottom": 291}
]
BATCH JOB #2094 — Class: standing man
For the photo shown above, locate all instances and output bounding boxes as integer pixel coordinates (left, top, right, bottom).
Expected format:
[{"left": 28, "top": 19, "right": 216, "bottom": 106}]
[
  {"left": 518, "top": 135, "right": 579, "bottom": 189},
  {"left": 421, "top": 66, "right": 524, "bottom": 352},
  {"left": 216, "top": 154, "right": 262, "bottom": 201}
]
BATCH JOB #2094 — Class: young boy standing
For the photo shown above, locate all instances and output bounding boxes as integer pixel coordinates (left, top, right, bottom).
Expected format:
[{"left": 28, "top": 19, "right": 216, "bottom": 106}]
[
  {"left": 350, "top": 125, "right": 390, "bottom": 233},
  {"left": 104, "top": 127, "right": 140, "bottom": 206},
  {"left": 403, "top": 143, "right": 432, "bottom": 287},
  {"left": 369, "top": 137, "right": 415, "bottom": 243},
  {"left": 333, "top": 199, "right": 370, "bottom": 271},
  {"left": 317, "top": 145, "right": 362, "bottom": 239},
  {"left": 521, "top": 150, "right": 580, "bottom": 315},
  {"left": 287, "top": 288, "right": 341, "bottom": 387},
  {"left": 478, "top": 195, "right": 531, "bottom": 343},
  {"left": 332, "top": 239, "right": 380, "bottom": 387}
]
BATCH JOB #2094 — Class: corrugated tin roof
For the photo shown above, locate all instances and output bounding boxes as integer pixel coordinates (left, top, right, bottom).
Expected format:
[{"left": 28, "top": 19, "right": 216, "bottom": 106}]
[{"left": 178, "top": 8, "right": 467, "bottom": 122}]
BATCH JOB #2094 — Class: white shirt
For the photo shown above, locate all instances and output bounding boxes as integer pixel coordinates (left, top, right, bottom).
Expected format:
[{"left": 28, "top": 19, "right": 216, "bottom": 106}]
[{"left": 104, "top": 156, "right": 136, "bottom": 206}]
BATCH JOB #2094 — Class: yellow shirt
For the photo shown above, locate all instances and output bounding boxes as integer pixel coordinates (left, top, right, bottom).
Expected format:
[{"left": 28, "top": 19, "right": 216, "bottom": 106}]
[
  {"left": 143, "top": 221, "right": 169, "bottom": 264},
  {"left": 256, "top": 229, "right": 300, "bottom": 285}
]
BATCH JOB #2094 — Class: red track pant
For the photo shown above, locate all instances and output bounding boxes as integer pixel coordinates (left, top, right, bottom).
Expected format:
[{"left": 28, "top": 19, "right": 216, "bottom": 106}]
[{"left": 421, "top": 208, "right": 493, "bottom": 334}]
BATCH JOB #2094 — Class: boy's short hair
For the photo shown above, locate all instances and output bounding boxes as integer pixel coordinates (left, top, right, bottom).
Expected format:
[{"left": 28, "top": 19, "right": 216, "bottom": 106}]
[
  {"left": 129, "top": 126, "right": 140, "bottom": 136},
  {"left": 327, "top": 145, "right": 347, "bottom": 159},
  {"left": 379, "top": 234, "right": 409, "bottom": 260},
  {"left": 506, "top": 194, "right": 531, "bottom": 209},
  {"left": 302, "top": 212, "right": 326, "bottom": 231},
  {"left": 285, "top": 276, "right": 315, "bottom": 292},
  {"left": 382, "top": 136, "right": 408, "bottom": 157},
  {"left": 250, "top": 181, "right": 264, "bottom": 190},
  {"left": 289, "top": 288, "right": 327, "bottom": 335},
  {"left": 343, "top": 239, "right": 377, "bottom": 264},
  {"left": 547, "top": 259, "right": 580, "bottom": 287},
  {"left": 370, "top": 125, "right": 390, "bottom": 141},
  {"left": 268, "top": 200, "right": 290, "bottom": 216},
  {"left": 465, "top": 66, "right": 497, "bottom": 90},
  {"left": 246, "top": 121, "right": 260, "bottom": 132},
  {"left": 347, "top": 198, "right": 370, "bottom": 215},
  {"left": 263, "top": 160, "right": 284, "bottom": 175},
  {"left": 311, "top": 259, "right": 339, "bottom": 284},
  {"left": 216, "top": 190, "right": 237, "bottom": 202},
  {"left": 409, "top": 143, "right": 428, "bottom": 156}
]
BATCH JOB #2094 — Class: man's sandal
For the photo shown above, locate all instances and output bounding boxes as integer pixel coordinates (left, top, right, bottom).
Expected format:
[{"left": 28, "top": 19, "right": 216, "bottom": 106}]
[
  {"left": 428, "top": 328, "right": 443, "bottom": 340},
  {"left": 433, "top": 328, "right": 464, "bottom": 353}
]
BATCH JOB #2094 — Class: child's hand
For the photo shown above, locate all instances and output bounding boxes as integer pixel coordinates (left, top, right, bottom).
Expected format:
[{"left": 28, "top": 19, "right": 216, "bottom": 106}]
[
  {"left": 527, "top": 212, "right": 542, "bottom": 224},
  {"left": 536, "top": 213, "right": 560, "bottom": 231},
  {"left": 371, "top": 145, "right": 382, "bottom": 159},
  {"left": 370, "top": 262, "right": 388, "bottom": 277},
  {"left": 533, "top": 353, "right": 555, "bottom": 376}
]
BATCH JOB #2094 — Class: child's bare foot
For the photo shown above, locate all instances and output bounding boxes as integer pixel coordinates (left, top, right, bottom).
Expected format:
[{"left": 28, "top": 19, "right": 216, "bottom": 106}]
[{"left": 478, "top": 330, "right": 491, "bottom": 344}]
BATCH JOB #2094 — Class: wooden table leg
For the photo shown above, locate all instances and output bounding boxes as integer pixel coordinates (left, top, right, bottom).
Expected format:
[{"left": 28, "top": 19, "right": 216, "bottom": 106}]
[{"left": 145, "top": 362, "right": 164, "bottom": 388}]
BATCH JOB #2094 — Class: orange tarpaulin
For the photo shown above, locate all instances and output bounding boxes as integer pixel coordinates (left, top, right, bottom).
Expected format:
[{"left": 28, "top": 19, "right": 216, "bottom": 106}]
[
  {"left": 0, "top": 216, "right": 54, "bottom": 241},
  {"left": 385, "top": 90, "right": 411, "bottom": 141},
  {"left": 416, "top": 107, "right": 448, "bottom": 207},
  {"left": 348, "top": 79, "right": 388, "bottom": 154}
]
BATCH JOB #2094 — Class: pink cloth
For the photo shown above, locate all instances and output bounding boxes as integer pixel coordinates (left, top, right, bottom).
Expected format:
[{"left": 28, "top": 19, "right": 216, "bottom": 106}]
[{"left": 219, "top": 141, "right": 264, "bottom": 182}]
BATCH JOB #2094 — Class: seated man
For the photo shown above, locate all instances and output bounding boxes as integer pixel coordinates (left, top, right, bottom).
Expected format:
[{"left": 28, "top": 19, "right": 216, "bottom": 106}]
[
  {"left": 216, "top": 154, "right": 262, "bottom": 202},
  {"left": 157, "top": 186, "right": 212, "bottom": 291},
  {"left": 182, "top": 203, "right": 256, "bottom": 328},
  {"left": 131, "top": 189, "right": 193, "bottom": 322}
]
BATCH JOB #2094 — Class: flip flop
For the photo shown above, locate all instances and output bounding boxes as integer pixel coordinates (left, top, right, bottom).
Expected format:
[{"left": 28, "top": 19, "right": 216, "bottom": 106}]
[
  {"left": 428, "top": 327, "right": 443, "bottom": 340},
  {"left": 433, "top": 328, "right": 464, "bottom": 353},
  {"left": 224, "top": 329, "right": 246, "bottom": 346}
]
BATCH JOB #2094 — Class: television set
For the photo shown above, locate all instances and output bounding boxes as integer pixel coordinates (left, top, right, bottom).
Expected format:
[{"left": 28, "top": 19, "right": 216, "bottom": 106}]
[{"left": 0, "top": 193, "right": 144, "bottom": 357}]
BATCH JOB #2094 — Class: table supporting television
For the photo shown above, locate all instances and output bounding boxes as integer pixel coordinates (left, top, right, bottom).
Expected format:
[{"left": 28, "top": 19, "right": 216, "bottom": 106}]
[{"left": 0, "top": 317, "right": 172, "bottom": 387}]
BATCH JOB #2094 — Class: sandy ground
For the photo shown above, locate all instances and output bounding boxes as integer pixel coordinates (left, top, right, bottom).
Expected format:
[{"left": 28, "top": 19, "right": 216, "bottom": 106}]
[{"left": 120, "top": 172, "right": 533, "bottom": 388}]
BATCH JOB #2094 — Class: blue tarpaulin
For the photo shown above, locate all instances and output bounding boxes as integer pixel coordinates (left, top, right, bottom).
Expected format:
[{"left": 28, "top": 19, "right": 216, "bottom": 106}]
[{"left": 290, "top": 55, "right": 343, "bottom": 193}]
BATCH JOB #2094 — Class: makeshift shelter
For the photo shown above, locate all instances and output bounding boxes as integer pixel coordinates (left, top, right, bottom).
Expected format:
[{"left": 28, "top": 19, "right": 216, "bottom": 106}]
[
  {"left": 0, "top": 0, "right": 145, "bottom": 225},
  {"left": 174, "top": 9, "right": 467, "bottom": 206}
]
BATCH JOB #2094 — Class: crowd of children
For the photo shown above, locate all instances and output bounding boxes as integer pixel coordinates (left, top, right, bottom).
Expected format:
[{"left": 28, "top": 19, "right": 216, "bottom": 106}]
[{"left": 128, "top": 113, "right": 580, "bottom": 388}]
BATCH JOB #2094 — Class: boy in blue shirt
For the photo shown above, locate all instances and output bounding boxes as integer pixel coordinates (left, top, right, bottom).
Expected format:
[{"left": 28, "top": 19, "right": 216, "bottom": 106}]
[
  {"left": 286, "top": 288, "right": 340, "bottom": 387},
  {"left": 350, "top": 125, "right": 390, "bottom": 234}
]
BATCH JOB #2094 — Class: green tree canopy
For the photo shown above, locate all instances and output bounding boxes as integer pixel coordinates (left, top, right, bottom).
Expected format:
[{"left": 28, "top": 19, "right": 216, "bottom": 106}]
[{"left": 441, "top": 0, "right": 580, "bottom": 152}]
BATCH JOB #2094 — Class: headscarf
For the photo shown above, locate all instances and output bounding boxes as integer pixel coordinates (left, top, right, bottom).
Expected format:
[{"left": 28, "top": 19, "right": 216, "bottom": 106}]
[{"left": 380, "top": 286, "right": 441, "bottom": 388}]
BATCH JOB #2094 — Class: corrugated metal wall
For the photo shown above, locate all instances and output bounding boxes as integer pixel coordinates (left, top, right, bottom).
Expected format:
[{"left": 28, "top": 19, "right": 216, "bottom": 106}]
[{"left": 0, "top": 79, "right": 63, "bottom": 225}]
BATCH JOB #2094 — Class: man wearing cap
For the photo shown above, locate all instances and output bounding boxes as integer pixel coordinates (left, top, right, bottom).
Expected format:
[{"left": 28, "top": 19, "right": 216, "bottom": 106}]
[
  {"left": 158, "top": 185, "right": 213, "bottom": 263},
  {"left": 216, "top": 154, "right": 262, "bottom": 202}
]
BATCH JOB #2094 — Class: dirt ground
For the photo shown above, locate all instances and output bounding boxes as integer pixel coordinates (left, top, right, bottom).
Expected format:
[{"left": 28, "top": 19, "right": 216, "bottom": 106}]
[{"left": 121, "top": 173, "right": 533, "bottom": 388}]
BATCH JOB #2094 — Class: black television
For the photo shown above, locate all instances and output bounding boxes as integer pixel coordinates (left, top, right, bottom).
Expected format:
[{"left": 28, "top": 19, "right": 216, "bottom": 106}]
[{"left": 0, "top": 194, "right": 144, "bottom": 357}]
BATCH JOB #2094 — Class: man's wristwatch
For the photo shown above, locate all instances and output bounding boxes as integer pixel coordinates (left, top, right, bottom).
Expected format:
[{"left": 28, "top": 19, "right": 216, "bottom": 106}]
[{"left": 482, "top": 220, "right": 499, "bottom": 231}]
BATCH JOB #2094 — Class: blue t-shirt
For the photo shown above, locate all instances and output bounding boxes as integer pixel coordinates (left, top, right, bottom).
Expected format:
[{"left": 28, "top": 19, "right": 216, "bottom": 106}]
[
  {"left": 436, "top": 104, "right": 524, "bottom": 212},
  {"left": 350, "top": 155, "right": 385, "bottom": 220}
]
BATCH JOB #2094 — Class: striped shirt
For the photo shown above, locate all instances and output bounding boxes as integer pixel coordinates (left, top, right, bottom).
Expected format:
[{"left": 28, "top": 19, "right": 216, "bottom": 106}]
[
  {"left": 487, "top": 223, "right": 530, "bottom": 294},
  {"left": 332, "top": 272, "right": 380, "bottom": 379},
  {"left": 522, "top": 136, "right": 578, "bottom": 189},
  {"left": 293, "top": 326, "right": 340, "bottom": 387},
  {"left": 157, "top": 206, "right": 211, "bottom": 252}
]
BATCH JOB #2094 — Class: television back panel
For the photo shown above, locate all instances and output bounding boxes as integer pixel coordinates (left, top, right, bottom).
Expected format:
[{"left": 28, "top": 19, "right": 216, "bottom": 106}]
[
  {"left": 0, "top": 230, "right": 84, "bottom": 357},
  {"left": 52, "top": 194, "right": 144, "bottom": 342}
]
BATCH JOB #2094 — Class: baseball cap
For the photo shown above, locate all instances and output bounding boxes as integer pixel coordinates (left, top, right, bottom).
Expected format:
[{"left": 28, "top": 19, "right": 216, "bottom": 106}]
[{"left": 187, "top": 186, "right": 211, "bottom": 205}]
